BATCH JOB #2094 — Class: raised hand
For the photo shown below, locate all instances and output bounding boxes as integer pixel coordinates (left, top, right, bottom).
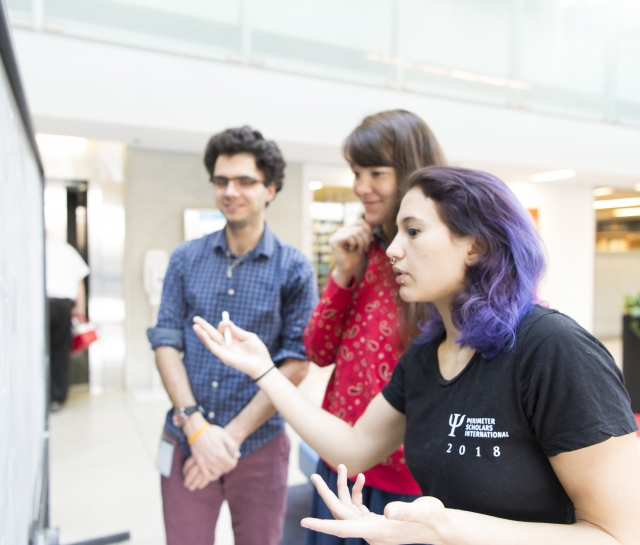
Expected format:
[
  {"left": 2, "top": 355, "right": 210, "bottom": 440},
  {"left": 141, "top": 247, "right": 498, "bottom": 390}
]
[
  {"left": 330, "top": 219, "right": 374, "bottom": 288},
  {"left": 193, "top": 316, "right": 274, "bottom": 379},
  {"left": 301, "top": 464, "right": 449, "bottom": 545}
]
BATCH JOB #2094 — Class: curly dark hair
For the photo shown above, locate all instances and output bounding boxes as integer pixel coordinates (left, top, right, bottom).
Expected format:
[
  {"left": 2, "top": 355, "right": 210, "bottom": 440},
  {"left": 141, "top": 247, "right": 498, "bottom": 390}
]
[{"left": 203, "top": 126, "right": 286, "bottom": 193}]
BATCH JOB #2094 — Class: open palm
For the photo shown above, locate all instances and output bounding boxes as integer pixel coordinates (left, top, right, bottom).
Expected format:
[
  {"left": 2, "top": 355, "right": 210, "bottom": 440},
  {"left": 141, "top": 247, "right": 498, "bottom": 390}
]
[
  {"left": 302, "top": 464, "right": 446, "bottom": 545},
  {"left": 193, "top": 316, "right": 273, "bottom": 378}
]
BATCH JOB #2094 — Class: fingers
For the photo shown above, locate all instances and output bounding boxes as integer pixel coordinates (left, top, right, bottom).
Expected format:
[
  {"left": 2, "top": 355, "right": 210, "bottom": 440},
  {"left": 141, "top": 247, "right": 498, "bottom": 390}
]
[
  {"left": 310, "top": 473, "right": 359, "bottom": 521},
  {"left": 193, "top": 318, "right": 224, "bottom": 357},
  {"left": 197, "top": 472, "right": 214, "bottom": 489},
  {"left": 192, "top": 472, "right": 212, "bottom": 490},
  {"left": 341, "top": 235, "right": 358, "bottom": 254},
  {"left": 351, "top": 232, "right": 367, "bottom": 257},
  {"left": 215, "top": 428, "right": 240, "bottom": 470},
  {"left": 183, "top": 457, "right": 203, "bottom": 490},
  {"left": 197, "top": 457, "right": 224, "bottom": 482},
  {"left": 221, "top": 433, "right": 241, "bottom": 460},
  {"left": 182, "top": 455, "right": 197, "bottom": 477},
  {"left": 351, "top": 473, "right": 365, "bottom": 508},
  {"left": 344, "top": 227, "right": 371, "bottom": 256},
  {"left": 354, "top": 219, "right": 374, "bottom": 249},
  {"left": 333, "top": 465, "right": 366, "bottom": 509},
  {"left": 193, "top": 325, "right": 224, "bottom": 360},
  {"left": 336, "top": 465, "right": 352, "bottom": 505},
  {"left": 193, "top": 316, "right": 223, "bottom": 342},
  {"left": 359, "top": 216, "right": 377, "bottom": 230},
  {"left": 183, "top": 465, "right": 197, "bottom": 489},
  {"left": 211, "top": 450, "right": 237, "bottom": 474},
  {"left": 184, "top": 460, "right": 210, "bottom": 490},
  {"left": 215, "top": 320, "right": 252, "bottom": 343},
  {"left": 196, "top": 458, "right": 218, "bottom": 481},
  {"left": 338, "top": 466, "right": 367, "bottom": 515},
  {"left": 332, "top": 223, "right": 373, "bottom": 256},
  {"left": 300, "top": 517, "right": 373, "bottom": 539},
  {"left": 189, "top": 453, "right": 221, "bottom": 484}
]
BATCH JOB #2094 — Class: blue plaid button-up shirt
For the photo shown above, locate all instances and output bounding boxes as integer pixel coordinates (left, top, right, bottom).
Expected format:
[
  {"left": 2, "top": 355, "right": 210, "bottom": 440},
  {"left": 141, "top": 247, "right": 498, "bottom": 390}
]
[{"left": 147, "top": 224, "right": 317, "bottom": 457}]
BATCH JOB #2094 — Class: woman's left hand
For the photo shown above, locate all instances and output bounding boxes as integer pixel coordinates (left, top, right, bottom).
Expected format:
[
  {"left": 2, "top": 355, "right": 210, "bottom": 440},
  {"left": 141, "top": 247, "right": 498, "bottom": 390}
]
[{"left": 301, "top": 464, "right": 451, "bottom": 545}]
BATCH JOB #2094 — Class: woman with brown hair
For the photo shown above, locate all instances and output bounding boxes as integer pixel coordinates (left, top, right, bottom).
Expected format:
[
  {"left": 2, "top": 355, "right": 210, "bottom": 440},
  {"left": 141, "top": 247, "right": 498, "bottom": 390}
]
[{"left": 301, "top": 110, "right": 445, "bottom": 544}]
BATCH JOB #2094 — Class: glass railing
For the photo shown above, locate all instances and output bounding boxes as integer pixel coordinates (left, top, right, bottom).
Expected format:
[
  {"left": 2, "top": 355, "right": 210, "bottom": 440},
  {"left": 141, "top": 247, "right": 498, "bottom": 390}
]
[{"left": 7, "top": 0, "right": 640, "bottom": 127}]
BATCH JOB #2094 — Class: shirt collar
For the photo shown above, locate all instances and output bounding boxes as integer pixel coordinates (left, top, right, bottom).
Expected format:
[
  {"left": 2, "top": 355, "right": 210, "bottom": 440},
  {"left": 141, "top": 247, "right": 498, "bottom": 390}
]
[
  {"left": 211, "top": 222, "right": 275, "bottom": 259},
  {"left": 372, "top": 225, "right": 390, "bottom": 250},
  {"left": 254, "top": 223, "right": 276, "bottom": 258}
]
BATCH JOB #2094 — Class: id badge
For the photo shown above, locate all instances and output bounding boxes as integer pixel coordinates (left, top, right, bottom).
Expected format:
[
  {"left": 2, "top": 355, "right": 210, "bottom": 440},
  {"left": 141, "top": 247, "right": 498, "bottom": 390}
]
[{"left": 157, "top": 439, "right": 175, "bottom": 478}]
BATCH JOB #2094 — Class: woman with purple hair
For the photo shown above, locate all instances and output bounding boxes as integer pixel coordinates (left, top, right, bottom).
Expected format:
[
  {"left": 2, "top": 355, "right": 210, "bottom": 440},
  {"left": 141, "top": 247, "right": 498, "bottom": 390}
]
[{"left": 193, "top": 166, "right": 640, "bottom": 544}]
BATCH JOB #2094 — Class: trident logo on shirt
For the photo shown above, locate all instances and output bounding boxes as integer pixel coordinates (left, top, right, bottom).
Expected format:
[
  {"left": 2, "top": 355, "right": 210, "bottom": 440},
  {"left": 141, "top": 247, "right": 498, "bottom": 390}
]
[{"left": 448, "top": 414, "right": 466, "bottom": 437}]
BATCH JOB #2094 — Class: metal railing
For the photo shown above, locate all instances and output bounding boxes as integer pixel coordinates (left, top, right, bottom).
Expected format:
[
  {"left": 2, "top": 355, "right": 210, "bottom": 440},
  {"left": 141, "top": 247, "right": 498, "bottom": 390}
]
[{"left": 6, "top": 0, "right": 640, "bottom": 124}]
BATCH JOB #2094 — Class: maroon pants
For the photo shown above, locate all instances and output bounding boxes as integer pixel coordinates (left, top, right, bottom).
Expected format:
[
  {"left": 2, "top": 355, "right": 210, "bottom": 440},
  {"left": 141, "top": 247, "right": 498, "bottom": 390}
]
[{"left": 161, "top": 431, "right": 290, "bottom": 545}]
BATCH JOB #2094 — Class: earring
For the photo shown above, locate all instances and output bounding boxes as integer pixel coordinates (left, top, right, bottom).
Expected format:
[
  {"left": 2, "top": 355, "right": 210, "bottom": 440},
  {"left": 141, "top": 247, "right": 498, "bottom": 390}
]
[{"left": 390, "top": 258, "right": 396, "bottom": 266}]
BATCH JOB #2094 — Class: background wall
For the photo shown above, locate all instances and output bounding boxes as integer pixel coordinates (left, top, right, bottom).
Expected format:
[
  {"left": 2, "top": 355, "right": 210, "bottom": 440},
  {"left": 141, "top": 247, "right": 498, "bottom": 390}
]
[
  {"left": 124, "top": 149, "right": 209, "bottom": 389},
  {"left": 496, "top": 180, "right": 595, "bottom": 332},
  {"left": 264, "top": 161, "right": 309, "bottom": 253},
  {"left": 594, "top": 252, "right": 640, "bottom": 338},
  {"left": 12, "top": 29, "right": 640, "bottom": 179},
  {"left": 0, "top": 53, "right": 46, "bottom": 545},
  {"left": 536, "top": 183, "right": 595, "bottom": 331},
  {"left": 7, "top": 0, "right": 640, "bottom": 127},
  {"left": 124, "top": 148, "right": 307, "bottom": 390},
  {"left": 38, "top": 138, "right": 127, "bottom": 394}
]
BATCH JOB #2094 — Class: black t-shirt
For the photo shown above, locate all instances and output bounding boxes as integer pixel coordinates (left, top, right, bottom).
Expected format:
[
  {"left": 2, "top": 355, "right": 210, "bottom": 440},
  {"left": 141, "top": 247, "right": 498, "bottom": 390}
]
[{"left": 382, "top": 306, "right": 637, "bottom": 524}]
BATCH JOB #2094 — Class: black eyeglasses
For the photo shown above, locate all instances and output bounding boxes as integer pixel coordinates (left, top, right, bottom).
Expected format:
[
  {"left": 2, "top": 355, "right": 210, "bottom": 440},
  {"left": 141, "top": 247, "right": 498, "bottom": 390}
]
[{"left": 210, "top": 176, "right": 263, "bottom": 188}]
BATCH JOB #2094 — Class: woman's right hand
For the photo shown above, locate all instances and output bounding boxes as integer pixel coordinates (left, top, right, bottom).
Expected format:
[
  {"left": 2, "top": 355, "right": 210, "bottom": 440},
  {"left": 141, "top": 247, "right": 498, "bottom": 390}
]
[
  {"left": 193, "top": 316, "right": 274, "bottom": 379},
  {"left": 330, "top": 219, "right": 374, "bottom": 288}
]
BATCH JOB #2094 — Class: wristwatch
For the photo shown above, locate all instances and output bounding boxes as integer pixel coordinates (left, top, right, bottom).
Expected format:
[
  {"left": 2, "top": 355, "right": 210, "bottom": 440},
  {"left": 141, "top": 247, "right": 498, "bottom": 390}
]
[{"left": 172, "top": 405, "right": 204, "bottom": 428}]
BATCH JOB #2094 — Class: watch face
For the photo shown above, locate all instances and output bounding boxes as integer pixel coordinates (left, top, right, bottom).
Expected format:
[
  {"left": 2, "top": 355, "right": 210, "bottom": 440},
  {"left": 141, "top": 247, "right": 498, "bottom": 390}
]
[{"left": 172, "top": 412, "right": 185, "bottom": 428}]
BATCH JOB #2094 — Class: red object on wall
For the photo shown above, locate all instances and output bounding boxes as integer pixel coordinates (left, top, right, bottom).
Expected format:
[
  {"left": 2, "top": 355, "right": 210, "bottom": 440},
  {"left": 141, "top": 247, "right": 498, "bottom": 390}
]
[{"left": 635, "top": 414, "right": 640, "bottom": 437}]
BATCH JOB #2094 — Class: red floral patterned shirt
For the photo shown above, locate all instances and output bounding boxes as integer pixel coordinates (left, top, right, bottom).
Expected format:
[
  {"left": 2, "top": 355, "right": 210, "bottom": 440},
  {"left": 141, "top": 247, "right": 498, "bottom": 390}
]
[{"left": 303, "top": 241, "right": 421, "bottom": 494}]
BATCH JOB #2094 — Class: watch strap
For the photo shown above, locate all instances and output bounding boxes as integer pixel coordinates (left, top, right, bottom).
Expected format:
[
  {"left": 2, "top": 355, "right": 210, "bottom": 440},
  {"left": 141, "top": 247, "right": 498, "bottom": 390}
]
[
  {"left": 172, "top": 404, "right": 203, "bottom": 428},
  {"left": 183, "top": 405, "right": 203, "bottom": 417}
]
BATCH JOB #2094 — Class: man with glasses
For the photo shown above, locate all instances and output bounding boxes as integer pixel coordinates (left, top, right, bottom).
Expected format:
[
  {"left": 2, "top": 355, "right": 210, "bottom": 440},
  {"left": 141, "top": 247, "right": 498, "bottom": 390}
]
[{"left": 148, "top": 126, "right": 317, "bottom": 545}]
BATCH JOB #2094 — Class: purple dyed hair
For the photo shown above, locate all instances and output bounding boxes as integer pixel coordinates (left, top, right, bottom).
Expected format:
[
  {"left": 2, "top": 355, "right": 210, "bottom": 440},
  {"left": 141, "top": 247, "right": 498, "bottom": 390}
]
[{"left": 408, "top": 166, "right": 546, "bottom": 358}]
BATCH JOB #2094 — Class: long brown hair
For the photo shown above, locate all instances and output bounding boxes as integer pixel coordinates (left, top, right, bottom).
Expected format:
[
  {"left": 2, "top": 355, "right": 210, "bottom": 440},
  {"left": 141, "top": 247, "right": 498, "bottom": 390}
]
[
  {"left": 343, "top": 110, "right": 446, "bottom": 342},
  {"left": 343, "top": 109, "right": 446, "bottom": 231}
]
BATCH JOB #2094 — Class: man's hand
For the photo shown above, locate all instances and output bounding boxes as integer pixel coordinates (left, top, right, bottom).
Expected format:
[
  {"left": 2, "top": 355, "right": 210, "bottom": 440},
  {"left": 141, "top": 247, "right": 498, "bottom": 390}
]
[
  {"left": 182, "top": 456, "right": 213, "bottom": 491},
  {"left": 72, "top": 279, "right": 87, "bottom": 321},
  {"left": 71, "top": 303, "right": 86, "bottom": 322},
  {"left": 183, "top": 413, "right": 241, "bottom": 481},
  {"left": 329, "top": 219, "right": 374, "bottom": 288},
  {"left": 301, "top": 464, "right": 450, "bottom": 545}
]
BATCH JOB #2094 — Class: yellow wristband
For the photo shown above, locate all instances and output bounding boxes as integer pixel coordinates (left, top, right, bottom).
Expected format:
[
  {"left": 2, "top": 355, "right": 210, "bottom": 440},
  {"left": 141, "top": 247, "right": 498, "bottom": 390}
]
[{"left": 187, "top": 422, "right": 210, "bottom": 445}]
